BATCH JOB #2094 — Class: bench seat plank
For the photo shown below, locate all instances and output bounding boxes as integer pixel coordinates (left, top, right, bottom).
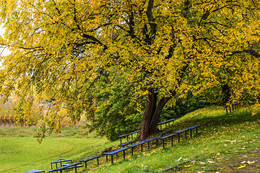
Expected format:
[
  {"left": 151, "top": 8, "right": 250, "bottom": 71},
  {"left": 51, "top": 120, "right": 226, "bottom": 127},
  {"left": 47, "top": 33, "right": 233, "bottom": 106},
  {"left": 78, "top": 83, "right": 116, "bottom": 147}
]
[
  {"left": 118, "top": 140, "right": 137, "bottom": 147},
  {"left": 80, "top": 154, "right": 102, "bottom": 168},
  {"left": 49, "top": 162, "right": 82, "bottom": 172},
  {"left": 158, "top": 130, "right": 172, "bottom": 136},
  {"left": 102, "top": 147, "right": 129, "bottom": 164},
  {"left": 25, "top": 170, "right": 45, "bottom": 173}
]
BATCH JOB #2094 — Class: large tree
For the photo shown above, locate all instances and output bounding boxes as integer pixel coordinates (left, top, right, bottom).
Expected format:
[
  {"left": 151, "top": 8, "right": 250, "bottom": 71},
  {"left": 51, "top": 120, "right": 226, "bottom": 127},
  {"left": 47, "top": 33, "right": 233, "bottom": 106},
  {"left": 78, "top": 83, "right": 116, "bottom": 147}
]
[{"left": 0, "top": 0, "right": 259, "bottom": 140}]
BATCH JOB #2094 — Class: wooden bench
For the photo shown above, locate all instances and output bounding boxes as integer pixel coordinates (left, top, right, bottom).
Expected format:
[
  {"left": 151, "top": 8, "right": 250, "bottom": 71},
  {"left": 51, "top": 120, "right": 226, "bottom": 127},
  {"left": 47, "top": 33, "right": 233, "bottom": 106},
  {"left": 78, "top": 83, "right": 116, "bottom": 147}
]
[
  {"left": 51, "top": 159, "right": 72, "bottom": 169},
  {"left": 128, "top": 141, "right": 146, "bottom": 156},
  {"left": 25, "top": 170, "right": 45, "bottom": 173},
  {"left": 158, "top": 130, "right": 172, "bottom": 137},
  {"left": 49, "top": 162, "right": 83, "bottom": 173},
  {"left": 80, "top": 154, "right": 102, "bottom": 168},
  {"left": 118, "top": 140, "right": 137, "bottom": 147},
  {"left": 161, "top": 132, "right": 178, "bottom": 149},
  {"left": 161, "top": 125, "right": 200, "bottom": 149},
  {"left": 224, "top": 105, "right": 231, "bottom": 114},
  {"left": 102, "top": 147, "right": 129, "bottom": 164},
  {"left": 185, "top": 125, "right": 199, "bottom": 138},
  {"left": 232, "top": 102, "right": 239, "bottom": 111},
  {"left": 157, "top": 118, "right": 175, "bottom": 130},
  {"left": 144, "top": 136, "right": 161, "bottom": 150},
  {"left": 118, "top": 130, "right": 140, "bottom": 144}
]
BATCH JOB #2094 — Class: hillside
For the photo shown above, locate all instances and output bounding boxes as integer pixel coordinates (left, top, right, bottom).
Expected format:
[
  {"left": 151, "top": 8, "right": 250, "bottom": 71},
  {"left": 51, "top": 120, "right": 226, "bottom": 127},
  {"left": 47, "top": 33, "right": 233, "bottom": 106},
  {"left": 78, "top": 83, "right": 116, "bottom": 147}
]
[{"left": 93, "top": 106, "right": 259, "bottom": 172}]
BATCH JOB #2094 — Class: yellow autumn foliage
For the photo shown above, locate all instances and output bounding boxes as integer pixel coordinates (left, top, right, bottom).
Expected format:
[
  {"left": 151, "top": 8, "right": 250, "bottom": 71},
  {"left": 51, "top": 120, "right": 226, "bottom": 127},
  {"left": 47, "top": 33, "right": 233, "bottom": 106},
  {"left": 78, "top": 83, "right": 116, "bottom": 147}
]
[{"left": 0, "top": 0, "right": 259, "bottom": 137}]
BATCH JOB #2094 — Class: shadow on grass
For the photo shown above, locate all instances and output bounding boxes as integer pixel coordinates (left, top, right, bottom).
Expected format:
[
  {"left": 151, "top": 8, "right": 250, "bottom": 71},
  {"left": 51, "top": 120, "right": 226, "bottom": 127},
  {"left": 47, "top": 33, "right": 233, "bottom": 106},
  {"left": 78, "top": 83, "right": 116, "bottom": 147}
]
[{"left": 174, "top": 107, "right": 260, "bottom": 131}]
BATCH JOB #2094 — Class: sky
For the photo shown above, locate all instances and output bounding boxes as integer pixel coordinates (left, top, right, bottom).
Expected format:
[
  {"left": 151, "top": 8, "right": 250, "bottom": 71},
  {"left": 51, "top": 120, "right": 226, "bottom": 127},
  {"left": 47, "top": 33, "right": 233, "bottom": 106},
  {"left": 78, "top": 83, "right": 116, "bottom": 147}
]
[
  {"left": 0, "top": 24, "right": 11, "bottom": 57},
  {"left": 0, "top": 24, "right": 11, "bottom": 68}
]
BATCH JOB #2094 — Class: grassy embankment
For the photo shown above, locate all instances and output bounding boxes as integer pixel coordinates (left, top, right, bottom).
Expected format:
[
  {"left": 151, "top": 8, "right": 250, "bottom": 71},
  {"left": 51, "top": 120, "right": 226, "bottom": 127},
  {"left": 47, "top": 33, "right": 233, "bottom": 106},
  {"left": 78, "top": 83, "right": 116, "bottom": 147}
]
[{"left": 0, "top": 106, "right": 259, "bottom": 172}]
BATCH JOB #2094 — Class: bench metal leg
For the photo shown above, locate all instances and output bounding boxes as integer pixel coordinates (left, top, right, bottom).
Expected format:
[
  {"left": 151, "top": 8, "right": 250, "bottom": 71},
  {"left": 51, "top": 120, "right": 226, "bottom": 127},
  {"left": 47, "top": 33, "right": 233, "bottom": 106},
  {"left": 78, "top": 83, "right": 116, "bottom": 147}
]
[
  {"left": 141, "top": 144, "right": 143, "bottom": 152},
  {"left": 106, "top": 155, "right": 108, "bottom": 162},
  {"left": 162, "top": 139, "right": 165, "bottom": 149},
  {"left": 178, "top": 133, "right": 180, "bottom": 142},
  {"left": 171, "top": 136, "right": 173, "bottom": 146},
  {"left": 123, "top": 150, "right": 126, "bottom": 159},
  {"left": 75, "top": 166, "right": 77, "bottom": 173},
  {"left": 225, "top": 107, "right": 228, "bottom": 114},
  {"left": 111, "top": 155, "right": 113, "bottom": 164},
  {"left": 190, "top": 129, "right": 192, "bottom": 138},
  {"left": 131, "top": 147, "right": 134, "bottom": 156},
  {"left": 185, "top": 131, "right": 187, "bottom": 139},
  {"left": 97, "top": 157, "right": 99, "bottom": 165}
]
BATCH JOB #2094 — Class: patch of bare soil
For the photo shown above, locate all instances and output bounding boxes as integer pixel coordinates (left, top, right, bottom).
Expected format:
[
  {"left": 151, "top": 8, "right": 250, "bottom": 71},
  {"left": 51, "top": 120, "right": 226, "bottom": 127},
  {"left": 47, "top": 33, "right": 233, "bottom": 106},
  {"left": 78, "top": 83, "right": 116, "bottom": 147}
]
[
  {"left": 165, "top": 150, "right": 259, "bottom": 173},
  {"left": 220, "top": 150, "right": 260, "bottom": 173}
]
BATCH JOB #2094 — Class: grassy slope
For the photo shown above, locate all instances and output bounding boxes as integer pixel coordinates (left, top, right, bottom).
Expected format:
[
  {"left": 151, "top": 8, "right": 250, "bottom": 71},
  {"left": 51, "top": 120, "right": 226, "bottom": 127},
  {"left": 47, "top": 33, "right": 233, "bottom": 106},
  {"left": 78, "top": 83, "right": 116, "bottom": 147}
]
[{"left": 92, "top": 106, "right": 259, "bottom": 173}]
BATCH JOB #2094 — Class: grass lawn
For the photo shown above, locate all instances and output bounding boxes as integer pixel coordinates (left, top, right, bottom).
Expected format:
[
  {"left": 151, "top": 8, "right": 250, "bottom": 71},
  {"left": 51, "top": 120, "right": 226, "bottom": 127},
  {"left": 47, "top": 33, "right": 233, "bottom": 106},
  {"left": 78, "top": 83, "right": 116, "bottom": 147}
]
[
  {"left": 0, "top": 127, "right": 109, "bottom": 173},
  {"left": 0, "top": 106, "right": 259, "bottom": 172}
]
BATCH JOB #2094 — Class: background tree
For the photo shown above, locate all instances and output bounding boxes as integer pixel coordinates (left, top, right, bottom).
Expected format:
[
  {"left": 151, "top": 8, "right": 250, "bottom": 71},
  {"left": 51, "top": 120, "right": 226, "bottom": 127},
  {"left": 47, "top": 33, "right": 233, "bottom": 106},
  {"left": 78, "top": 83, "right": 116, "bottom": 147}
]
[{"left": 0, "top": 0, "right": 259, "bottom": 140}]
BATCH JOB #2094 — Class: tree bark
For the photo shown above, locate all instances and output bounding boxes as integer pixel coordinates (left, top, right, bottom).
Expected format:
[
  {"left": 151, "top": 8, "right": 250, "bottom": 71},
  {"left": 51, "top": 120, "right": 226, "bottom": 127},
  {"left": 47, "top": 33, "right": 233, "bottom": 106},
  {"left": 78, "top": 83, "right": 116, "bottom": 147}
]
[
  {"left": 139, "top": 87, "right": 157, "bottom": 140},
  {"left": 139, "top": 91, "right": 174, "bottom": 140},
  {"left": 148, "top": 97, "right": 172, "bottom": 132}
]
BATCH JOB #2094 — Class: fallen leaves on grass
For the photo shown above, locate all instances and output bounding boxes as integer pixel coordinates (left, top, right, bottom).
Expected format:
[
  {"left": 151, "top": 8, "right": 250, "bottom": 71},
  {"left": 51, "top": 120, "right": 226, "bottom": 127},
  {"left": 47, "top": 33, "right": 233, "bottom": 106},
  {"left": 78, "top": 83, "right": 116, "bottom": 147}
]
[
  {"left": 176, "top": 157, "right": 182, "bottom": 161},
  {"left": 241, "top": 161, "right": 256, "bottom": 164},
  {"left": 238, "top": 164, "right": 246, "bottom": 169},
  {"left": 183, "top": 165, "right": 191, "bottom": 168}
]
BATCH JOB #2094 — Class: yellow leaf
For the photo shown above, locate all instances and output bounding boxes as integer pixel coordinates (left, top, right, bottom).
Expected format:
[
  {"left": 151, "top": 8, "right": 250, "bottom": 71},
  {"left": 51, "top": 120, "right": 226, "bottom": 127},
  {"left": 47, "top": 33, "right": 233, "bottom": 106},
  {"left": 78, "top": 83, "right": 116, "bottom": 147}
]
[
  {"left": 183, "top": 165, "right": 191, "bottom": 168},
  {"left": 238, "top": 164, "right": 246, "bottom": 169}
]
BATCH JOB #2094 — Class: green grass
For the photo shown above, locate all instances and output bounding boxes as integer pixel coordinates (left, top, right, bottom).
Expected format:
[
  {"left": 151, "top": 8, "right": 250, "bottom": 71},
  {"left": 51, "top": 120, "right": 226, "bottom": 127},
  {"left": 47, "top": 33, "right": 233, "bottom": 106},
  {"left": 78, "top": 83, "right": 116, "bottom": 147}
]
[
  {"left": 0, "top": 127, "right": 110, "bottom": 173},
  {"left": 91, "top": 106, "right": 259, "bottom": 172},
  {"left": 0, "top": 106, "right": 259, "bottom": 173}
]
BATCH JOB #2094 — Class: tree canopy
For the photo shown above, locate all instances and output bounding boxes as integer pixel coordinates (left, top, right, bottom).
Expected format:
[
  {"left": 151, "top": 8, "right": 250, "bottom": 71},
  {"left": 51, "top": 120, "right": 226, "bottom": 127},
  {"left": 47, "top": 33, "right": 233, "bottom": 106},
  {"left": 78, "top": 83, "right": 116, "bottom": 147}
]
[{"left": 0, "top": 0, "right": 259, "bottom": 140}]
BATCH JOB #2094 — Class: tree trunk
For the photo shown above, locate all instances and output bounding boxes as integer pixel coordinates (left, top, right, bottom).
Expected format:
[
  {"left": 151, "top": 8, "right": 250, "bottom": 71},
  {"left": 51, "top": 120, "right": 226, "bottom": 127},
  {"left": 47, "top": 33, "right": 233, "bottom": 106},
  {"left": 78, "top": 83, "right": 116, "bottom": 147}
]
[
  {"left": 149, "top": 97, "right": 172, "bottom": 132},
  {"left": 139, "top": 90, "right": 176, "bottom": 141},
  {"left": 139, "top": 87, "right": 157, "bottom": 140}
]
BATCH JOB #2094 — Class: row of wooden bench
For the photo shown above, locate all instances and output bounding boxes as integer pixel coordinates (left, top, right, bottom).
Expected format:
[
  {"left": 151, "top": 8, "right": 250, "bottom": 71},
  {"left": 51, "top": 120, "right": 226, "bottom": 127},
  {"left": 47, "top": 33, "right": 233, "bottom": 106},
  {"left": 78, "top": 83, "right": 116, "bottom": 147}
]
[
  {"left": 26, "top": 124, "right": 199, "bottom": 173},
  {"left": 25, "top": 159, "right": 82, "bottom": 173},
  {"left": 80, "top": 125, "right": 200, "bottom": 167}
]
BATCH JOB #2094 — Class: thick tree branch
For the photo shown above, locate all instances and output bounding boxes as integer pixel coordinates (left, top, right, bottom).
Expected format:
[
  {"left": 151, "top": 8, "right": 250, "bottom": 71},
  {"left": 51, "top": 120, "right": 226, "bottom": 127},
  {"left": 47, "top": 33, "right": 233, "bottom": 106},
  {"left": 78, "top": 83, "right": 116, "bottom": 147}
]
[
  {"left": 231, "top": 49, "right": 260, "bottom": 58},
  {"left": 146, "top": 0, "right": 156, "bottom": 43},
  {"left": 82, "top": 34, "right": 107, "bottom": 50}
]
